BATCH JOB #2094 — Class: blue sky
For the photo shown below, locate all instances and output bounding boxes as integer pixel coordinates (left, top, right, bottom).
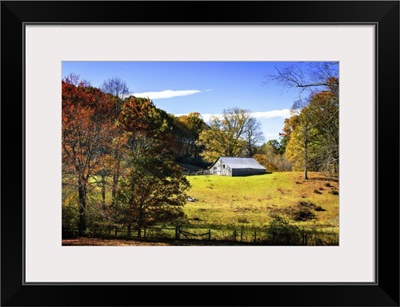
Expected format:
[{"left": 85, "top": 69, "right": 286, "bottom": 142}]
[{"left": 62, "top": 61, "right": 319, "bottom": 142}]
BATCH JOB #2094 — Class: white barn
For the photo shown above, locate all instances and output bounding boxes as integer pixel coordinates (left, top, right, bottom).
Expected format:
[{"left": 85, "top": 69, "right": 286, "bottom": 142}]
[{"left": 208, "top": 157, "right": 266, "bottom": 176}]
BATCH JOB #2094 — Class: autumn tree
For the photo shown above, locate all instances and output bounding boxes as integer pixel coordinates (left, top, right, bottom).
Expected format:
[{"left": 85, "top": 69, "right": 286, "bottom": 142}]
[
  {"left": 115, "top": 97, "right": 190, "bottom": 237},
  {"left": 69, "top": 77, "right": 130, "bottom": 212},
  {"left": 116, "top": 143, "right": 189, "bottom": 237},
  {"left": 265, "top": 139, "right": 284, "bottom": 155},
  {"left": 179, "top": 112, "right": 207, "bottom": 161},
  {"left": 264, "top": 62, "right": 339, "bottom": 178},
  {"left": 285, "top": 100, "right": 318, "bottom": 179},
  {"left": 62, "top": 76, "right": 115, "bottom": 236},
  {"left": 197, "top": 107, "right": 264, "bottom": 162},
  {"left": 254, "top": 140, "right": 291, "bottom": 171},
  {"left": 278, "top": 115, "right": 300, "bottom": 154},
  {"left": 304, "top": 89, "right": 339, "bottom": 173},
  {"left": 285, "top": 87, "right": 339, "bottom": 179},
  {"left": 170, "top": 112, "right": 207, "bottom": 165}
]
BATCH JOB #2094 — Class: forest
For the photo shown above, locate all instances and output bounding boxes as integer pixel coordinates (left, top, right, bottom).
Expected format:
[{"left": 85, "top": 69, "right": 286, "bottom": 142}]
[{"left": 62, "top": 62, "right": 339, "bottom": 243}]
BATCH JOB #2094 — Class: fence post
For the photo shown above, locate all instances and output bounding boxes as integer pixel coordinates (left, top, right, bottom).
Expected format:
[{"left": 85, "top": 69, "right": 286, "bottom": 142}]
[
  {"left": 233, "top": 229, "right": 236, "bottom": 241},
  {"left": 240, "top": 230, "right": 243, "bottom": 242},
  {"left": 208, "top": 229, "right": 211, "bottom": 240},
  {"left": 175, "top": 226, "right": 180, "bottom": 240},
  {"left": 254, "top": 231, "right": 257, "bottom": 242}
]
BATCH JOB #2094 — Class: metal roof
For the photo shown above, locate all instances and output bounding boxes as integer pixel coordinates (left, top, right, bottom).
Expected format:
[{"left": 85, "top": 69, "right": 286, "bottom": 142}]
[{"left": 216, "top": 157, "right": 266, "bottom": 170}]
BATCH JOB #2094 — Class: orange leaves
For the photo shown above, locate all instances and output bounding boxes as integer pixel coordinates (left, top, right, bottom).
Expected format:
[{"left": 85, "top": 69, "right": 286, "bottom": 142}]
[
  {"left": 62, "top": 80, "right": 115, "bottom": 118},
  {"left": 117, "top": 97, "right": 172, "bottom": 145},
  {"left": 117, "top": 97, "right": 151, "bottom": 132},
  {"left": 62, "top": 81, "right": 117, "bottom": 180}
]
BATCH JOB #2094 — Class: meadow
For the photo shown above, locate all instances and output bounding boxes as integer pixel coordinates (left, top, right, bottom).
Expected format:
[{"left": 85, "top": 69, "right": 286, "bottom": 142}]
[
  {"left": 184, "top": 172, "right": 339, "bottom": 234},
  {"left": 63, "top": 171, "right": 339, "bottom": 245}
]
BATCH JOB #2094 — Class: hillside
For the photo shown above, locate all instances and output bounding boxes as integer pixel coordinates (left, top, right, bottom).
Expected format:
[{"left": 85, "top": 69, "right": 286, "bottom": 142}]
[{"left": 184, "top": 172, "right": 339, "bottom": 232}]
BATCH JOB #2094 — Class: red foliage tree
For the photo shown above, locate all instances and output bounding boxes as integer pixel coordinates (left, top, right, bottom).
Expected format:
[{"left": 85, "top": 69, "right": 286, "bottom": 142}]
[{"left": 62, "top": 77, "right": 115, "bottom": 236}]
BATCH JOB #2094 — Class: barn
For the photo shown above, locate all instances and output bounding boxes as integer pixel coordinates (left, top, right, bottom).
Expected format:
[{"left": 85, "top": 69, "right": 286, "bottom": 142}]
[{"left": 208, "top": 157, "right": 267, "bottom": 176}]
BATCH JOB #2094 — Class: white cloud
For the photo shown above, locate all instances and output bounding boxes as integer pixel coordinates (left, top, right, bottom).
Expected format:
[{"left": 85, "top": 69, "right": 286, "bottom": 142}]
[
  {"left": 250, "top": 109, "right": 291, "bottom": 119},
  {"left": 175, "top": 109, "right": 290, "bottom": 123},
  {"left": 131, "top": 89, "right": 204, "bottom": 100}
]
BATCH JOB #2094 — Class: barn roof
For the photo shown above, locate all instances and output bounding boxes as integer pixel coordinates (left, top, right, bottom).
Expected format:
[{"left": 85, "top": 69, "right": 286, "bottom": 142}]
[{"left": 216, "top": 157, "right": 266, "bottom": 170}]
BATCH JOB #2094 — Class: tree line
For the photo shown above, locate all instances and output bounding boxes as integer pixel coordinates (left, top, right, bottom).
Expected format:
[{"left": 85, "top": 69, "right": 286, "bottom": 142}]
[
  {"left": 63, "top": 75, "right": 196, "bottom": 237},
  {"left": 62, "top": 62, "right": 339, "bottom": 238},
  {"left": 261, "top": 62, "right": 339, "bottom": 179},
  {"left": 62, "top": 75, "right": 263, "bottom": 237}
]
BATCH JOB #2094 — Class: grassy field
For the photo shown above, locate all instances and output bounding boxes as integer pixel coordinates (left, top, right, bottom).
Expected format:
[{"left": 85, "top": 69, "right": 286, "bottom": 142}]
[
  {"left": 184, "top": 172, "right": 339, "bottom": 233},
  {"left": 63, "top": 171, "right": 339, "bottom": 245}
]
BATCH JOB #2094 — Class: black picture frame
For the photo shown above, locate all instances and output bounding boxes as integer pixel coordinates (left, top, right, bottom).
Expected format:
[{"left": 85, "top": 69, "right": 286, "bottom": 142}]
[{"left": 1, "top": 1, "right": 399, "bottom": 306}]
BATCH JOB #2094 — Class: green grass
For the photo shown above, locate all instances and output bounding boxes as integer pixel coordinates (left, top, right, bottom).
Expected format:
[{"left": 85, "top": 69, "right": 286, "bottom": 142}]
[
  {"left": 184, "top": 172, "right": 339, "bottom": 233},
  {"left": 64, "top": 171, "right": 339, "bottom": 237}
]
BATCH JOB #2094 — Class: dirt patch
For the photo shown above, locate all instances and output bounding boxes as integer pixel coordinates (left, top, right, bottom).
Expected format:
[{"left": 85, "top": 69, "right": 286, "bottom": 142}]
[
  {"left": 62, "top": 237, "right": 257, "bottom": 246},
  {"left": 62, "top": 237, "right": 169, "bottom": 246},
  {"left": 269, "top": 201, "right": 319, "bottom": 222}
]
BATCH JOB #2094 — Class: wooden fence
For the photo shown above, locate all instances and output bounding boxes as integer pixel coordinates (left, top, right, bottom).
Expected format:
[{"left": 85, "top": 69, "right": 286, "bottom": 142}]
[{"left": 63, "top": 224, "right": 338, "bottom": 245}]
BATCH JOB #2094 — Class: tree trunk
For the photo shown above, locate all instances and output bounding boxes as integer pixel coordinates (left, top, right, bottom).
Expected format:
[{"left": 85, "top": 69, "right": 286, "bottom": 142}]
[
  {"left": 101, "top": 173, "right": 106, "bottom": 209},
  {"left": 78, "top": 179, "right": 87, "bottom": 236},
  {"left": 127, "top": 224, "right": 132, "bottom": 239},
  {"left": 247, "top": 135, "right": 254, "bottom": 157},
  {"left": 137, "top": 207, "right": 143, "bottom": 238},
  {"left": 304, "top": 139, "right": 309, "bottom": 180},
  {"left": 111, "top": 158, "right": 120, "bottom": 206}
]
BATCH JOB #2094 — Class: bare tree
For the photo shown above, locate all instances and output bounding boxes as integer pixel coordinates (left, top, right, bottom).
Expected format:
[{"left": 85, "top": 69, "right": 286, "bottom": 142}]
[
  {"left": 244, "top": 117, "right": 264, "bottom": 156},
  {"left": 100, "top": 77, "right": 130, "bottom": 206},
  {"left": 101, "top": 77, "right": 130, "bottom": 99},
  {"left": 198, "top": 107, "right": 264, "bottom": 161},
  {"left": 264, "top": 62, "right": 339, "bottom": 178},
  {"left": 264, "top": 62, "right": 338, "bottom": 96}
]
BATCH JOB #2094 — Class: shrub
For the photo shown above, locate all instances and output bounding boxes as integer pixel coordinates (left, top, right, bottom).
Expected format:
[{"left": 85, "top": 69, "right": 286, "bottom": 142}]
[
  {"left": 314, "top": 189, "right": 322, "bottom": 194},
  {"left": 288, "top": 201, "right": 317, "bottom": 221},
  {"left": 324, "top": 182, "right": 331, "bottom": 187},
  {"left": 329, "top": 190, "right": 339, "bottom": 195},
  {"left": 298, "top": 201, "right": 316, "bottom": 208},
  {"left": 293, "top": 207, "right": 316, "bottom": 221},
  {"left": 267, "top": 214, "right": 303, "bottom": 245}
]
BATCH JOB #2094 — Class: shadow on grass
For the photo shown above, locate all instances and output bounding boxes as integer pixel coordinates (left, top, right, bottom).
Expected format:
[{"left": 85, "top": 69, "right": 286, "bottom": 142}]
[
  {"left": 62, "top": 235, "right": 338, "bottom": 246},
  {"left": 310, "top": 176, "right": 339, "bottom": 182}
]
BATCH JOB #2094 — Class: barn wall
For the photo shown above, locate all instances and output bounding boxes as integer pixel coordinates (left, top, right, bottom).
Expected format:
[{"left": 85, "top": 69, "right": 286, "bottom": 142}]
[
  {"left": 221, "top": 161, "right": 230, "bottom": 176},
  {"left": 232, "top": 168, "right": 266, "bottom": 176},
  {"left": 209, "top": 164, "right": 217, "bottom": 175},
  {"left": 209, "top": 159, "right": 266, "bottom": 176},
  {"left": 208, "top": 160, "right": 217, "bottom": 174},
  {"left": 210, "top": 159, "right": 233, "bottom": 176}
]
